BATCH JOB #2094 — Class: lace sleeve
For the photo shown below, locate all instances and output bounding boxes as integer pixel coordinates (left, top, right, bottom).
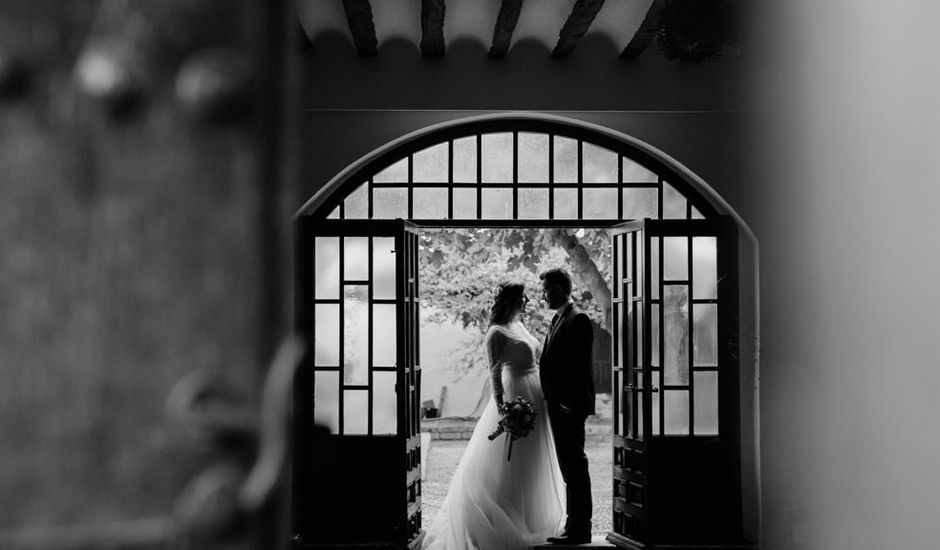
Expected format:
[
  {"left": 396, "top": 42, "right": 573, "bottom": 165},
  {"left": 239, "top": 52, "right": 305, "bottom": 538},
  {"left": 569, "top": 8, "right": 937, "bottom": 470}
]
[{"left": 485, "top": 327, "right": 508, "bottom": 405}]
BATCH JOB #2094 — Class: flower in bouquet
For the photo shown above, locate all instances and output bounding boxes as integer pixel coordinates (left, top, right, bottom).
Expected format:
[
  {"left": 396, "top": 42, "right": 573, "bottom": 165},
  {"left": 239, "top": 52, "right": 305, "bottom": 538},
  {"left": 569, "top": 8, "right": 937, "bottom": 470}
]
[{"left": 488, "top": 396, "right": 537, "bottom": 461}]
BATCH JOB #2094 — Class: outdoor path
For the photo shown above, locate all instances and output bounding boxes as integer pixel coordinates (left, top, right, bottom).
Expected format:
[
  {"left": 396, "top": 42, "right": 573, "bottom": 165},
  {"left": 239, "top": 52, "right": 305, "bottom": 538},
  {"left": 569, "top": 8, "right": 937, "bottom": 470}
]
[
  {"left": 422, "top": 435, "right": 613, "bottom": 536},
  {"left": 532, "top": 536, "right": 616, "bottom": 548}
]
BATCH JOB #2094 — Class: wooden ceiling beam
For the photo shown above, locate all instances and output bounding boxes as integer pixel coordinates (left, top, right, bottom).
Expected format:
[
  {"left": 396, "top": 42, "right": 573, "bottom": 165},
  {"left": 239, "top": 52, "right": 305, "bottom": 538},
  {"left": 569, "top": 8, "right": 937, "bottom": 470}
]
[
  {"left": 620, "top": 0, "right": 665, "bottom": 59},
  {"left": 551, "top": 0, "right": 607, "bottom": 58},
  {"left": 342, "top": 0, "right": 378, "bottom": 57},
  {"left": 488, "top": 0, "right": 524, "bottom": 59},
  {"left": 420, "top": 0, "right": 446, "bottom": 57}
]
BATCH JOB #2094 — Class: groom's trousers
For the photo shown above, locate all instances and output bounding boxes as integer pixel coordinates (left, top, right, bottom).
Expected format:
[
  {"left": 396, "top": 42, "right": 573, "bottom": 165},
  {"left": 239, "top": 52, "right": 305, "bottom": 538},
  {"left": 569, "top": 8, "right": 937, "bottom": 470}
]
[{"left": 548, "top": 404, "right": 592, "bottom": 535}]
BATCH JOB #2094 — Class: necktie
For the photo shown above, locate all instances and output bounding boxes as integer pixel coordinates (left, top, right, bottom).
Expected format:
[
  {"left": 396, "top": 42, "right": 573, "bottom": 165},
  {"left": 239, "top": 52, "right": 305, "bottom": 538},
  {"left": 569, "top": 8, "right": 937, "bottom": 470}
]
[{"left": 547, "top": 312, "right": 561, "bottom": 348}]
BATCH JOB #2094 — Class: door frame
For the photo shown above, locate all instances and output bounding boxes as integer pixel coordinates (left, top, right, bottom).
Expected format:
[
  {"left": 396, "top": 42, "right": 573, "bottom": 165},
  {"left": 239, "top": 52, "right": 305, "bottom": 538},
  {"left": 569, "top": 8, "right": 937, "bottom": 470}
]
[{"left": 293, "top": 216, "right": 748, "bottom": 548}]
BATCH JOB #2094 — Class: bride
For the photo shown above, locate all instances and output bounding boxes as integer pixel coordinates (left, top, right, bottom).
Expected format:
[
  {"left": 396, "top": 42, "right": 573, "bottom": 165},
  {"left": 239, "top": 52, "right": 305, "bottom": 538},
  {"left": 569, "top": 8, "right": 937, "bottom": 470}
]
[{"left": 422, "top": 282, "right": 566, "bottom": 550}]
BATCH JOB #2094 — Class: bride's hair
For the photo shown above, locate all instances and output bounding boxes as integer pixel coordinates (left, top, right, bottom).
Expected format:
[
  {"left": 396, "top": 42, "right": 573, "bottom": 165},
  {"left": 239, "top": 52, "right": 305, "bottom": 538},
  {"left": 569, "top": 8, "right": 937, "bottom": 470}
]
[{"left": 489, "top": 282, "right": 526, "bottom": 326}]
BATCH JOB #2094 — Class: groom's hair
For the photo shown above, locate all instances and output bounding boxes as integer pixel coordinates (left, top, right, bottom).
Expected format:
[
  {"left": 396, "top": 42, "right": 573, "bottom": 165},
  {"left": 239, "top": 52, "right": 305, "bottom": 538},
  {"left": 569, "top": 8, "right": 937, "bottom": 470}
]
[{"left": 539, "top": 268, "right": 572, "bottom": 296}]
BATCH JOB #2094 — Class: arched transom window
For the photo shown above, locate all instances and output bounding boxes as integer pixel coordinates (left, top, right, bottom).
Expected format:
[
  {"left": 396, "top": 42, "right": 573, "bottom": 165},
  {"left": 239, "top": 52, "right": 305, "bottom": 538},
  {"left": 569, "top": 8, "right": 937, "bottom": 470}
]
[{"left": 318, "top": 130, "right": 713, "bottom": 222}]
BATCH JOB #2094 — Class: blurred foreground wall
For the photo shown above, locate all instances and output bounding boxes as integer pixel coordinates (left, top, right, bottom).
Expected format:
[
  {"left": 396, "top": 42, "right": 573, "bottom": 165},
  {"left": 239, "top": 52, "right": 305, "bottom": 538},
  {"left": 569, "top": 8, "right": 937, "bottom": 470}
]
[
  {"left": 752, "top": 1, "right": 940, "bottom": 548},
  {"left": 0, "top": 0, "right": 270, "bottom": 529}
]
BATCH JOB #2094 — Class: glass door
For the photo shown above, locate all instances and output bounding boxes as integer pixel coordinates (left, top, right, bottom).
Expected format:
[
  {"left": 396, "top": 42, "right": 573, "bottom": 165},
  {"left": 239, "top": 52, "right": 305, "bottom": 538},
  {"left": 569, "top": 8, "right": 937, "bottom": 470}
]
[
  {"left": 609, "top": 221, "right": 655, "bottom": 547},
  {"left": 609, "top": 217, "right": 742, "bottom": 548},
  {"left": 293, "top": 218, "right": 424, "bottom": 548}
]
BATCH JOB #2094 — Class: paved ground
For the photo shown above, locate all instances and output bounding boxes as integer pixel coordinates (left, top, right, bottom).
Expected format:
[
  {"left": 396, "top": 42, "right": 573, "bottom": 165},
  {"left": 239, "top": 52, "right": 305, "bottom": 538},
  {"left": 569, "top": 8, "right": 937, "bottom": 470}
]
[{"left": 422, "top": 434, "right": 613, "bottom": 536}]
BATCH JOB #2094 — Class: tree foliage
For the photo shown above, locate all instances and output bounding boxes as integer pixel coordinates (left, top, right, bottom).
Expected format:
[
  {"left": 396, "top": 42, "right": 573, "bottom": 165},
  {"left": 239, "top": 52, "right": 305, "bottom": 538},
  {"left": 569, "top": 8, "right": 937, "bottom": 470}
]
[{"left": 419, "top": 228, "right": 612, "bottom": 373}]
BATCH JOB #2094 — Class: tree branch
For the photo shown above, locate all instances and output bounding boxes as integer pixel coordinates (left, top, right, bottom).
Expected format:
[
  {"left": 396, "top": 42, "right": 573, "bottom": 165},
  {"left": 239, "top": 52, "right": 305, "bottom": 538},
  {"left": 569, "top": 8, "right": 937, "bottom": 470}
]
[{"left": 549, "top": 229, "right": 612, "bottom": 333}]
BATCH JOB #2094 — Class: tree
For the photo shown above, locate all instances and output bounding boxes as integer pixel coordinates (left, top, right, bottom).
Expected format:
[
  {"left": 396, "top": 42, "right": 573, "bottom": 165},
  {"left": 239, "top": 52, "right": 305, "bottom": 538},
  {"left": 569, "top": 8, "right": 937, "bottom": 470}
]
[{"left": 419, "top": 227, "right": 612, "bottom": 373}]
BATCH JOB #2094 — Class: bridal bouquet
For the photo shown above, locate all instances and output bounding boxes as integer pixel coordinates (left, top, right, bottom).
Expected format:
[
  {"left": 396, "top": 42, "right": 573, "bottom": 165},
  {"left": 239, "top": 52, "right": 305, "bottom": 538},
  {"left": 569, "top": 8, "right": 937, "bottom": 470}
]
[{"left": 488, "top": 396, "right": 537, "bottom": 461}]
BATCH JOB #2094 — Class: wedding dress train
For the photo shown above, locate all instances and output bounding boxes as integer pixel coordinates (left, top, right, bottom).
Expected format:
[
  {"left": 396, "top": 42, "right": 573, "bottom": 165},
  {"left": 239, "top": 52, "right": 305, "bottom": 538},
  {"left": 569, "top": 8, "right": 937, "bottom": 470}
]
[{"left": 422, "top": 322, "right": 566, "bottom": 550}]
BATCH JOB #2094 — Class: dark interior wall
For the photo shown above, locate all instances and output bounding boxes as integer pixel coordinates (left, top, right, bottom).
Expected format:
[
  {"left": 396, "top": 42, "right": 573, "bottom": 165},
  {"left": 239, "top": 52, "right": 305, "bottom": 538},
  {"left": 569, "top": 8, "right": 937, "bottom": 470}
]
[{"left": 750, "top": 2, "right": 940, "bottom": 549}]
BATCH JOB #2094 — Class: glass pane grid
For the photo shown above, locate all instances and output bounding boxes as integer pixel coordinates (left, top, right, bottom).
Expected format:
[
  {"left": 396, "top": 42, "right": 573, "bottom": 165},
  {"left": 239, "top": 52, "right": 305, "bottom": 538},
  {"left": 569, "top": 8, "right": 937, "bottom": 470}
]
[
  {"left": 327, "top": 132, "right": 704, "bottom": 222},
  {"left": 646, "top": 229, "right": 722, "bottom": 438},
  {"left": 316, "top": 132, "right": 726, "bottom": 444},
  {"left": 311, "top": 234, "right": 406, "bottom": 436}
]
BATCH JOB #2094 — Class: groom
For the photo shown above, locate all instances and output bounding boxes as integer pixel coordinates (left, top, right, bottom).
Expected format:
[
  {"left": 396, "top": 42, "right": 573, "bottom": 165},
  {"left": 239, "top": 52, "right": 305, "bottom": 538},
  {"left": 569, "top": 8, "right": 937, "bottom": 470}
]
[{"left": 539, "top": 268, "right": 596, "bottom": 545}]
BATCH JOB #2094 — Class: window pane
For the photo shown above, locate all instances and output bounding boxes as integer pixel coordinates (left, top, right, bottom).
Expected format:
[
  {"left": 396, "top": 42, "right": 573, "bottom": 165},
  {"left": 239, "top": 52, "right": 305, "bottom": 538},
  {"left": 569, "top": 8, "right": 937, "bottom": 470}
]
[
  {"left": 518, "top": 133, "right": 549, "bottom": 182},
  {"left": 663, "top": 236, "right": 688, "bottom": 281},
  {"left": 626, "top": 233, "right": 633, "bottom": 284},
  {"left": 636, "top": 389, "right": 644, "bottom": 439},
  {"left": 626, "top": 294, "right": 634, "bottom": 368},
  {"left": 344, "top": 237, "right": 369, "bottom": 281},
  {"left": 413, "top": 143, "right": 448, "bottom": 182},
  {"left": 613, "top": 237, "right": 621, "bottom": 299},
  {"left": 691, "top": 205, "right": 705, "bottom": 219},
  {"left": 616, "top": 234, "right": 624, "bottom": 289},
  {"left": 694, "top": 371, "right": 719, "bottom": 435},
  {"left": 635, "top": 234, "right": 643, "bottom": 295},
  {"left": 664, "top": 390, "right": 689, "bottom": 435},
  {"left": 327, "top": 206, "right": 340, "bottom": 219},
  {"left": 344, "top": 390, "right": 368, "bottom": 434},
  {"left": 622, "top": 187, "right": 659, "bottom": 220},
  {"left": 650, "top": 236, "right": 660, "bottom": 299},
  {"left": 582, "top": 143, "right": 617, "bottom": 183},
  {"left": 553, "top": 188, "right": 577, "bottom": 219},
  {"left": 373, "top": 304, "right": 396, "bottom": 367},
  {"left": 664, "top": 285, "right": 689, "bottom": 385},
  {"left": 481, "top": 188, "right": 513, "bottom": 219},
  {"left": 652, "top": 374, "right": 661, "bottom": 435},
  {"left": 315, "top": 304, "right": 339, "bottom": 366},
  {"left": 453, "top": 137, "right": 477, "bottom": 183},
  {"left": 315, "top": 237, "right": 339, "bottom": 300},
  {"left": 651, "top": 303, "right": 660, "bottom": 367},
  {"left": 583, "top": 188, "right": 617, "bottom": 219},
  {"left": 452, "top": 187, "right": 477, "bottom": 218},
  {"left": 637, "top": 304, "right": 645, "bottom": 371},
  {"left": 373, "top": 371, "right": 398, "bottom": 435},
  {"left": 553, "top": 136, "right": 578, "bottom": 183},
  {"left": 314, "top": 371, "right": 339, "bottom": 433},
  {"left": 482, "top": 133, "right": 513, "bottom": 183},
  {"left": 519, "top": 188, "right": 548, "bottom": 219},
  {"left": 614, "top": 370, "right": 623, "bottom": 435},
  {"left": 373, "top": 187, "right": 408, "bottom": 219},
  {"left": 373, "top": 158, "right": 408, "bottom": 183},
  {"left": 617, "top": 303, "right": 624, "bottom": 368},
  {"left": 413, "top": 187, "right": 448, "bottom": 219},
  {"left": 693, "top": 237, "right": 718, "bottom": 299},
  {"left": 344, "top": 183, "right": 368, "bottom": 219},
  {"left": 663, "top": 181, "right": 687, "bottom": 219},
  {"left": 344, "top": 285, "right": 369, "bottom": 385},
  {"left": 373, "top": 237, "right": 396, "bottom": 300},
  {"left": 693, "top": 304, "right": 718, "bottom": 366},
  {"left": 625, "top": 385, "right": 634, "bottom": 438},
  {"left": 622, "top": 157, "right": 658, "bottom": 183}
]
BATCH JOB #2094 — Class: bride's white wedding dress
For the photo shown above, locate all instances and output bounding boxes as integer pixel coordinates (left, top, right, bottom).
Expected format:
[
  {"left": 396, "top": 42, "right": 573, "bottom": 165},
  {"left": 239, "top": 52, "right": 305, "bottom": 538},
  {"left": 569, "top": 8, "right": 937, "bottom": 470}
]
[{"left": 422, "top": 321, "right": 566, "bottom": 550}]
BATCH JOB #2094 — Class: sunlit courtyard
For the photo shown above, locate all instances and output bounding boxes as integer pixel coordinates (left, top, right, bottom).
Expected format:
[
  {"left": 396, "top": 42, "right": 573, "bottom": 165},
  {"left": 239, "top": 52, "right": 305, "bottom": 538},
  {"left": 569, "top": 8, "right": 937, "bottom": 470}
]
[{"left": 422, "top": 433, "right": 614, "bottom": 537}]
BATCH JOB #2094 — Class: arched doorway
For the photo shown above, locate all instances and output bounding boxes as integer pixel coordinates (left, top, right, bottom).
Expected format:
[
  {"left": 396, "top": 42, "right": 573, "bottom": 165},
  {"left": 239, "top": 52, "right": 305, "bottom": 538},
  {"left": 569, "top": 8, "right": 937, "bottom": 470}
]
[{"left": 292, "top": 113, "right": 757, "bottom": 549}]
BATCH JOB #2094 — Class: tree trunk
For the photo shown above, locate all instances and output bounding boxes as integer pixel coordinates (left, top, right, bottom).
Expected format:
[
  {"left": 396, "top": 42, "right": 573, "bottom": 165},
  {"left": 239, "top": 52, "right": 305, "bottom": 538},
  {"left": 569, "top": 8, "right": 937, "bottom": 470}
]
[{"left": 548, "top": 229, "right": 613, "bottom": 334}]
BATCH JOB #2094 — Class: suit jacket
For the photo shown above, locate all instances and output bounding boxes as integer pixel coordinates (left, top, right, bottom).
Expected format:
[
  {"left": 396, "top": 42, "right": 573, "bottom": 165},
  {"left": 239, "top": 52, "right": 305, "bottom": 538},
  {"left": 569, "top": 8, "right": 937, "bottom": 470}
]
[{"left": 539, "top": 304, "right": 596, "bottom": 416}]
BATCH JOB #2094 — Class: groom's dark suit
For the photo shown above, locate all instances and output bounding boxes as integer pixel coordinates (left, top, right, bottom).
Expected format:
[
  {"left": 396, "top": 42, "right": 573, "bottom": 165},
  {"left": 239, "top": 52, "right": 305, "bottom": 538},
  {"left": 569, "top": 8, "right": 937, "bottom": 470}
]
[{"left": 540, "top": 302, "right": 595, "bottom": 537}]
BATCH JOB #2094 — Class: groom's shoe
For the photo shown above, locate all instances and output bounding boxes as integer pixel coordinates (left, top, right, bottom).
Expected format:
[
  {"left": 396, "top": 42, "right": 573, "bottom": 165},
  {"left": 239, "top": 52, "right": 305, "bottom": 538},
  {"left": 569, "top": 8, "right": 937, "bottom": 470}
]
[{"left": 546, "top": 533, "right": 592, "bottom": 545}]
